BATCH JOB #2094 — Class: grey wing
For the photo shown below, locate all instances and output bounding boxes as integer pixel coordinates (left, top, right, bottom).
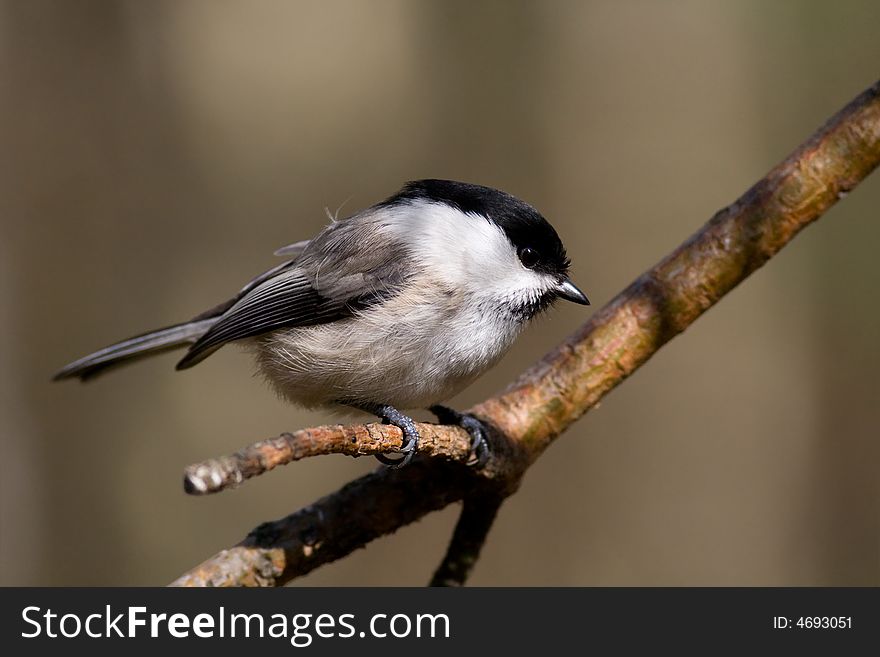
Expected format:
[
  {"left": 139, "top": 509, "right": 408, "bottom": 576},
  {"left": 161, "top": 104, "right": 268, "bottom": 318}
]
[
  {"left": 188, "top": 242, "right": 310, "bottom": 322},
  {"left": 178, "top": 209, "right": 412, "bottom": 369},
  {"left": 176, "top": 255, "right": 407, "bottom": 369},
  {"left": 176, "top": 271, "right": 326, "bottom": 368}
]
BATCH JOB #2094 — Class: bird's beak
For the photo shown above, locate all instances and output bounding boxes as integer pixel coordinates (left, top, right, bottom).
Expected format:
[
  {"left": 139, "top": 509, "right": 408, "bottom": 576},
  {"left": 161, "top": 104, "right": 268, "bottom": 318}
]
[{"left": 556, "top": 277, "right": 590, "bottom": 305}]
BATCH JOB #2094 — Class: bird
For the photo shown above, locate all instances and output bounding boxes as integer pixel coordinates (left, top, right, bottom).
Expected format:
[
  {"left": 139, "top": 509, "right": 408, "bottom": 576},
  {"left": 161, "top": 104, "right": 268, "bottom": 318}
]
[{"left": 54, "top": 179, "right": 590, "bottom": 467}]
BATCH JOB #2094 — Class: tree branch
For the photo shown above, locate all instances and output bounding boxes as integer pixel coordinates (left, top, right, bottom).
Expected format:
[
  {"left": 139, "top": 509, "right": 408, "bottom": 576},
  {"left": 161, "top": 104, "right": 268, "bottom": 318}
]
[
  {"left": 173, "top": 459, "right": 479, "bottom": 587},
  {"left": 171, "top": 79, "right": 880, "bottom": 587}
]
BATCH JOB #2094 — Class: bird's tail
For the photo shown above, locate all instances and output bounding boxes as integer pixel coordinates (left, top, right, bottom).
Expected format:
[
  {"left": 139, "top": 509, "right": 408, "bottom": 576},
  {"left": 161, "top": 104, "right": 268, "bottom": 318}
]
[{"left": 53, "top": 318, "right": 218, "bottom": 382}]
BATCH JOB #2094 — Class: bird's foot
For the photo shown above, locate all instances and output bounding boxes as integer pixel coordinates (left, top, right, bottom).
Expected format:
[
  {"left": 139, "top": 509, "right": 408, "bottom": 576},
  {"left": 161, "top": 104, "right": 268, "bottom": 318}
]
[
  {"left": 429, "top": 405, "right": 489, "bottom": 467},
  {"left": 359, "top": 404, "right": 420, "bottom": 469}
]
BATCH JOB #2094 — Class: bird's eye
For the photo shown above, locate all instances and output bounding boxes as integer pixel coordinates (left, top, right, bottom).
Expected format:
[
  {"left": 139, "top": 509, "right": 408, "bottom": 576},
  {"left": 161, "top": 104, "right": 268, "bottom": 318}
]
[{"left": 518, "top": 247, "right": 540, "bottom": 269}]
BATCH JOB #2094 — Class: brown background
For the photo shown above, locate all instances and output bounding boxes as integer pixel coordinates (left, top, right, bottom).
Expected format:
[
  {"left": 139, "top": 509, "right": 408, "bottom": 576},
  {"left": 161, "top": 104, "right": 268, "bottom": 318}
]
[{"left": 2, "top": 0, "right": 878, "bottom": 586}]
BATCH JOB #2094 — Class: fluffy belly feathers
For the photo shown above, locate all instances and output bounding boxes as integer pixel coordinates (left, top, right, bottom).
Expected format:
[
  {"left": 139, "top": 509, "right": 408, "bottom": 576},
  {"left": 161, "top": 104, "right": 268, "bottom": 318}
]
[{"left": 252, "top": 294, "right": 522, "bottom": 410}]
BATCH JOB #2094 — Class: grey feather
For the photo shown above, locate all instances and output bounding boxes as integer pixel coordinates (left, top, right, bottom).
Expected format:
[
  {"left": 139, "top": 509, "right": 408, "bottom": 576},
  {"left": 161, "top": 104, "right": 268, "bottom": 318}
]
[
  {"left": 273, "top": 240, "right": 310, "bottom": 257},
  {"left": 188, "top": 257, "right": 300, "bottom": 321},
  {"left": 53, "top": 318, "right": 217, "bottom": 381}
]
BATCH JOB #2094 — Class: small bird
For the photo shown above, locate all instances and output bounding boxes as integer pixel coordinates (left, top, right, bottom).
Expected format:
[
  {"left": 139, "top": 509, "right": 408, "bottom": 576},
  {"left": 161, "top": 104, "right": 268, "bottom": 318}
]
[{"left": 54, "top": 180, "right": 589, "bottom": 467}]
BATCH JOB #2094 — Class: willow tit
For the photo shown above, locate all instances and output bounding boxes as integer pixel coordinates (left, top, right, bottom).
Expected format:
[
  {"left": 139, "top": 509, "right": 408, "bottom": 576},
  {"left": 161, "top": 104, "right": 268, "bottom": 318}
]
[{"left": 54, "top": 179, "right": 589, "bottom": 467}]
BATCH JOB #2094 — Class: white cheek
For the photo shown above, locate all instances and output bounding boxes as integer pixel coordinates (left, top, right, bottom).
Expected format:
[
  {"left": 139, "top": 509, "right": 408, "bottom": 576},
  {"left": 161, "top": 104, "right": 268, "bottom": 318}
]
[
  {"left": 384, "top": 201, "right": 557, "bottom": 304},
  {"left": 466, "top": 258, "right": 552, "bottom": 305}
]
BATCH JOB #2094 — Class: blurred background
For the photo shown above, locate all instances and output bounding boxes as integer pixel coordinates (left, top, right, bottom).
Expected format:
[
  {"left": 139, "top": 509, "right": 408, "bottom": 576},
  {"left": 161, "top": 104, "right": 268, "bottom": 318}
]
[{"left": 2, "top": 0, "right": 878, "bottom": 586}]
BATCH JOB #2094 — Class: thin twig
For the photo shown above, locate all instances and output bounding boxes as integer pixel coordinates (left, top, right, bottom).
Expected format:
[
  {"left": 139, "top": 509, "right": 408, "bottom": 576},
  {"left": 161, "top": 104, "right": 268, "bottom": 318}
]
[
  {"left": 172, "top": 79, "right": 880, "bottom": 587},
  {"left": 183, "top": 422, "right": 472, "bottom": 495}
]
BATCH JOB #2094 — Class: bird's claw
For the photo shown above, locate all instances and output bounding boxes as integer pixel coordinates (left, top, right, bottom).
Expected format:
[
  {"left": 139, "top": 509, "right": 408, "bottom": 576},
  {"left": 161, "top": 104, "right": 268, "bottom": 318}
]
[
  {"left": 371, "top": 404, "right": 420, "bottom": 469},
  {"left": 429, "top": 405, "right": 490, "bottom": 467}
]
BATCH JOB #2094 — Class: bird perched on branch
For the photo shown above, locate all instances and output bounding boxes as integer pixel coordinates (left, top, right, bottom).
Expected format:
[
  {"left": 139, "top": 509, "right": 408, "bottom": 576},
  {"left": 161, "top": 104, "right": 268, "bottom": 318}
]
[{"left": 54, "top": 179, "right": 589, "bottom": 467}]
